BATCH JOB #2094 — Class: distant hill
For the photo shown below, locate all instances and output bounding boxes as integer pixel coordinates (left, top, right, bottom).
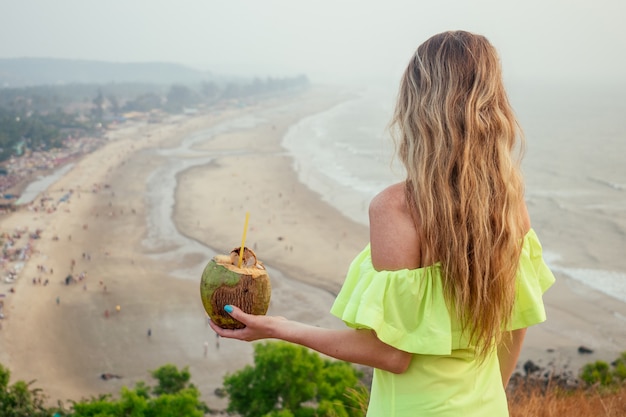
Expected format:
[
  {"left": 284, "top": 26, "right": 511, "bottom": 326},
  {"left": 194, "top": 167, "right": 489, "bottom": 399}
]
[{"left": 0, "top": 58, "right": 215, "bottom": 87}]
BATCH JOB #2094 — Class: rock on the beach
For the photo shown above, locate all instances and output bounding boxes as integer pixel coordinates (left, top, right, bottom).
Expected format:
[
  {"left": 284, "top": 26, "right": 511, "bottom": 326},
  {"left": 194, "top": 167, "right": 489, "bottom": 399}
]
[{"left": 523, "top": 360, "right": 541, "bottom": 376}]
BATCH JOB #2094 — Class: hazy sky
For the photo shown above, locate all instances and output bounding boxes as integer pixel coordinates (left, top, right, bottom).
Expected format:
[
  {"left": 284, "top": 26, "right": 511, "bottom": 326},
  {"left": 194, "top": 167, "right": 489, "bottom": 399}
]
[{"left": 1, "top": 0, "right": 624, "bottom": 85}]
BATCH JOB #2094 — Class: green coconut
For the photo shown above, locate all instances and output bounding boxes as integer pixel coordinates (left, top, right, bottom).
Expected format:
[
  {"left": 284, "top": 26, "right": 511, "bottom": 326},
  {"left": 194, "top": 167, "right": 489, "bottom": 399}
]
[{"left": 200, "top": 247, "right": 271, "bottom": 329}]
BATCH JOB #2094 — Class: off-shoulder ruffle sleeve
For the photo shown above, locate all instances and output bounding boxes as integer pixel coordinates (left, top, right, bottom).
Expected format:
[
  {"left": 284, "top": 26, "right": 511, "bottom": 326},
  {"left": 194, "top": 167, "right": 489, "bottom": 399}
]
[
  {"left": 330, "top": 228, "right": 555, "bottom": 355},
  {"left": 329, "top": 248, "right": 454, "bottom": 355},
  {"left": 508, "top": 228, "right": 556, "bottom": 330}
]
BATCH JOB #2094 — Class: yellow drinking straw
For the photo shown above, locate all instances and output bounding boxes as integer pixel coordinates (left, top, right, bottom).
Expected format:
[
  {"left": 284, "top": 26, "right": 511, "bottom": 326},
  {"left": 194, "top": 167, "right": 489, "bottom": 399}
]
[{"left": 237, "top": 212, "right": 250, "bottom": 268}]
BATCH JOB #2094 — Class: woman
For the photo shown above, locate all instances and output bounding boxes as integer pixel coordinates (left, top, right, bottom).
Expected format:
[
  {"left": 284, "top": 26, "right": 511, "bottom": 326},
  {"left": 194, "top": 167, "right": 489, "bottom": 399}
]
[{"left": 210, "top": 30, "right": 555, "bottom": 416}]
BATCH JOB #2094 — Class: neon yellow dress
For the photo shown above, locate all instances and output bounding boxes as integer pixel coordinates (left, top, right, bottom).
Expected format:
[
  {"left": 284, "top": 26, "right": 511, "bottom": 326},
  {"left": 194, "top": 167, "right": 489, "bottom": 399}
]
[{"left": 330, "top": 229, "right": 555, "bottom": 417}]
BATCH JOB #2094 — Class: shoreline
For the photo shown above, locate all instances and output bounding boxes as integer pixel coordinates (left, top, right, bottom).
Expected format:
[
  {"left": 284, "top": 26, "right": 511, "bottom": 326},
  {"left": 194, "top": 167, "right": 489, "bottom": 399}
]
[
  {"left": 0, "top": 86, "right": 624, "bottom": 410},
  {"left": 0, "top": 135, "right": 109, "bottom": 206}
]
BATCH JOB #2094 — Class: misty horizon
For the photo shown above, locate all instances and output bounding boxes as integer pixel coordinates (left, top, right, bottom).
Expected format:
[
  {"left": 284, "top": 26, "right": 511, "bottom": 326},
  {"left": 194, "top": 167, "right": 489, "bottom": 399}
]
[{"left": 1, "top": 1, "right": 624, "bottom": 87}]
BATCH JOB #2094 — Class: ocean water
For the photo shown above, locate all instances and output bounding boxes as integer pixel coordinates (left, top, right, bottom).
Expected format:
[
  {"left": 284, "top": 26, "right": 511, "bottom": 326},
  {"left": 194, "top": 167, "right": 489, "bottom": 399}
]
[
  {"left": 283, "top": 82, "right": 626, "bottom": 304},
  {"left": 283, "top": 86, "right": 404, "bottom": 226},
  {"left": 15, "top": 163, "right": 75, "bottom": 205}
]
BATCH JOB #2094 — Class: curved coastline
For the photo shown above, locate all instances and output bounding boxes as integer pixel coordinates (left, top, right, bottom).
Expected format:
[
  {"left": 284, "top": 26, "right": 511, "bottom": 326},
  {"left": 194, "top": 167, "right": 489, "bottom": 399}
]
[
  {"left": 0, "top": 86, "right": 624, "bottom": 410},
  {"left": 171, "top": 87, "right": 370, "bottom": 293}
]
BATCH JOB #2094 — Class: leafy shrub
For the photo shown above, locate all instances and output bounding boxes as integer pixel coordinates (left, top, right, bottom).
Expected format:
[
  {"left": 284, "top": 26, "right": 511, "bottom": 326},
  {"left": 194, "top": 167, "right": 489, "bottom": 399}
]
[
  {"left": 223, "top": 341, "right": 367, "bottom": 417},
  {"left": 611, "top": 351, "right": 626, "bottom": 382},
  {"left": 579, "top": 351, "right": 626, "bottom": 387},
  {"left": 580, "top": 360, "right": 613, "bottom": 386}
]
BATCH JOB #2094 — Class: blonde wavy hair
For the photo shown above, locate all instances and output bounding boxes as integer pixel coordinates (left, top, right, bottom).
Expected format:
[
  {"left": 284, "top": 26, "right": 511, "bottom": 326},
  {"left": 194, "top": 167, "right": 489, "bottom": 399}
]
[{"left": 390, "top": 31, "right": 526, "bottom": 358}]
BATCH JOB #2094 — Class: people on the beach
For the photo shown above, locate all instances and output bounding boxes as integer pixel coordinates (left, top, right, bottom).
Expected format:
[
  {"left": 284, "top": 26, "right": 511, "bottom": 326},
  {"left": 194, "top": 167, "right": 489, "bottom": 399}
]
[
  {"left": 210, "top": 30, "right": 555, "bottom": 416},
  {"left": 0, "top": 136, "right": 106, "bottom": 198}
]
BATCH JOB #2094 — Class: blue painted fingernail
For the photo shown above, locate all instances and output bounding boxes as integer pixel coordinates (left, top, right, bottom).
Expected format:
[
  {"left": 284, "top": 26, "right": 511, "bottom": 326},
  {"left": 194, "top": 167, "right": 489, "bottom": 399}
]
[{"left": 224, "top": 305, "right": 234, "bottom": 313}]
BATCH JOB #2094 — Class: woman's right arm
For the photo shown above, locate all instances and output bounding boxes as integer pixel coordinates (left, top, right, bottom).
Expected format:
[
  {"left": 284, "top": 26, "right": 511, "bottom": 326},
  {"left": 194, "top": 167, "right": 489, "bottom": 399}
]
[
  {"left": 211, "top": 183, "right": 418, "bottom": 374},
  {"left": 210, "top": 305, "right": 413, "bottom": 374}
]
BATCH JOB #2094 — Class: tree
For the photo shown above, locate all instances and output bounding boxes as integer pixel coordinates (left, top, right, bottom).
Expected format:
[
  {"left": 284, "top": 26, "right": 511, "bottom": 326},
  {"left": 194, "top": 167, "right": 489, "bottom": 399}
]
[
  {"left": 150, "top": 364, "right": 192, "bottom": 396},
  {"left": 91, "top": 89, "right": 104, "bottom": 122},
  {"left": 581, "top": 361, "right": 613, "bottom": 386},
  {"left": 70, "top": 364, "right": 208, "bottom": 417},
  {"left": 0, "top": 364, "right": 52, "bottom": 417},
  {"left": 165, "top": 84, "right": 198, "bottom": 112},
  {"left": 613, "top": 351, "right": 626, "bottom": 381},
  {"left": 223, "top": 342, "right": 367, "bottom": 417},
  {"left": 71, "top": 394, "right": 121, "bottom": 416},
  {"left": 201, "top": 81, "right": 220, "bottom": 103},
  {"left": 107, "top": 95, "right": 120, "bottom": 116},
  {"left": 123, "top": 93, "right": 162, "bottom": 112},
  {"left": 221, "top": 82, "right": 243, "bottom": 100}
]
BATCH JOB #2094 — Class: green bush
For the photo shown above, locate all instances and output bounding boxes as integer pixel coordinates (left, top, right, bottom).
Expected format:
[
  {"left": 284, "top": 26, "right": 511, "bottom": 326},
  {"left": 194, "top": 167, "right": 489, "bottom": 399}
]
[
  {"left": 580, "top": 351, "right": 626, "bottom": 387},
  {"left": 612, "top": 351, "right": 626, "bottom": 381},
  {"left": 0, "top": 364, "right": 51, "bottom": 417},
  {"left": 581, "top": 361, "right": 613, "bottom": 386},
  {"left": 68, "top": 364, "right": 208, "bottom": 417},
  {"left": 223, "top": 341, "right": 367, "bottom": 417}
]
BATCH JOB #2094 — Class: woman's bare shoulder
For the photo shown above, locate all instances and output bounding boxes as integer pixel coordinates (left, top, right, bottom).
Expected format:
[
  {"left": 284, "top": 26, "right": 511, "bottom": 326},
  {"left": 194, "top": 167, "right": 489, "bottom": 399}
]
[
  {"left": 369, "top": 183, "right": 406, "bottom": 213},
  {"left": 369, "top": 183, "right": 421, "bottom": 271}
]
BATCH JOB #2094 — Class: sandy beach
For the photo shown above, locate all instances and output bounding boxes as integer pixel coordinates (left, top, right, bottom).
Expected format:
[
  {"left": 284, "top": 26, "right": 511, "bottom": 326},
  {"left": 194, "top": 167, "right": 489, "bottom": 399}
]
[{"left": 0, "top": 86, "right": 625, "bottom": 411}]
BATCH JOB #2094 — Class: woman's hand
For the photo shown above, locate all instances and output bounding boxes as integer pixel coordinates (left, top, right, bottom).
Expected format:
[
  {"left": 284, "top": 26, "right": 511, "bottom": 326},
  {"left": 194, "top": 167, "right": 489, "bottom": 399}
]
[{"left": 208, "top": 305, "right": 287, "bottom": 342}]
